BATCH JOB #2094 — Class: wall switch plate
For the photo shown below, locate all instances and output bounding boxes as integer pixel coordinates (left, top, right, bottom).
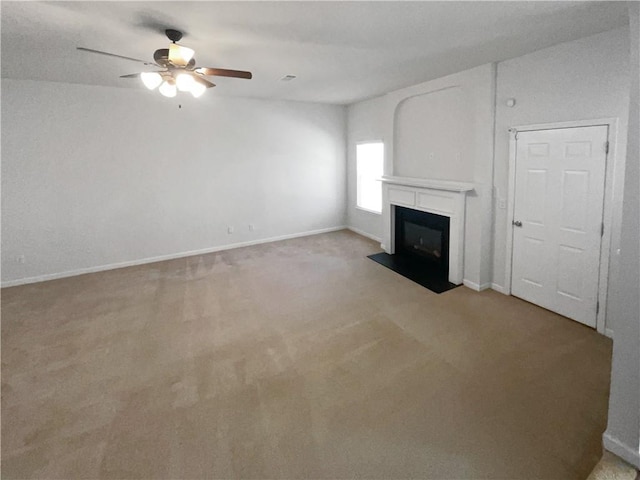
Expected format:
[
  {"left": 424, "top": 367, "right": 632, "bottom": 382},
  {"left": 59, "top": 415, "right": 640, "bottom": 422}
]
[
  {"left": 16, "top": 255, "right": 25, "bottom": 264},
  {"left": 249, "top": 224, "right": 255, "bottom": 231},
  {"left": 227, "top": 226, "right": 234, "bottom": 234}
]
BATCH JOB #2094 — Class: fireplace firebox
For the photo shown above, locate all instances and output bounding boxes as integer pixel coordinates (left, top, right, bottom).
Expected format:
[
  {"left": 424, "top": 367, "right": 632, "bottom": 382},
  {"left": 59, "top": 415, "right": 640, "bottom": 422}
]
[{"left": 395, "top": 206, "right": 450, "bottom": 279}]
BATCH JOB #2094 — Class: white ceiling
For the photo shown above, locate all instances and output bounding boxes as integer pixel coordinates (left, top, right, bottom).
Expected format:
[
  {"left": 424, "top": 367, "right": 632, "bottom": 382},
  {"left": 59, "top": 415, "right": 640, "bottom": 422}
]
[{"left": 1, "top": 1, "right": 629, "bottom": 105}]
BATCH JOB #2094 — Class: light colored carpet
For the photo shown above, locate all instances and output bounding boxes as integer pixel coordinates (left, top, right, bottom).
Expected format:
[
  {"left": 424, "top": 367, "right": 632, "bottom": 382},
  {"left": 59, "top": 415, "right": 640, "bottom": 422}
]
[
  {"left": 587, "top": 451, "right": 639, "bottom": 480},
  {"left": 2, "top": 230, "right": 613, "bottom": 479}
]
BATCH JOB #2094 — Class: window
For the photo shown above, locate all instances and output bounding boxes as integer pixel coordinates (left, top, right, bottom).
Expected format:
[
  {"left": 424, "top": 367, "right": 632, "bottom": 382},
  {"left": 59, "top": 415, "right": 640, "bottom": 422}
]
[{"left": 356, "top": 142, "right": 384, "bottom": 214}]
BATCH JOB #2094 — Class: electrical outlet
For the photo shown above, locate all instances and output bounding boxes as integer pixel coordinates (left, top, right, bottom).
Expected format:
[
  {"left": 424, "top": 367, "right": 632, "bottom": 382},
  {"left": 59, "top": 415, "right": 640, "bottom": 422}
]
[
  {"left": 498, "top": 199, "right": 507, "bottom": 210},
  {"left": 227, "top": 226, "right": 234, "bottom": 234},
  {"left": 16, "top": 255, "right": 25, "bottom": 264},
  {"left": 249, "top": 224, "right": 255, "bottom": 231}
]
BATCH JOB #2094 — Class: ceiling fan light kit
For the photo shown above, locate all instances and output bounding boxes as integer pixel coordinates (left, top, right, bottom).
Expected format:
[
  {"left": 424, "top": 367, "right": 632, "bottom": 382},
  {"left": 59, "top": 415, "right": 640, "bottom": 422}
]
[
  {"left": 158, "top": 78, "right": 177, "bottom": 98},
  {"left": 78, "top": 29, "right": 252, "bottom": 99},
  {"left": 175, "top": 73, "right": 195, "bottom": 92},
  {"left": 140, "top": 72, "right": 163, "bottom": 90},
  {"left": 168, "top": 43, "right": 195, "bottom": 67},
  {"left": 190, "top": 79, "right": 207, "bottom": 98}
]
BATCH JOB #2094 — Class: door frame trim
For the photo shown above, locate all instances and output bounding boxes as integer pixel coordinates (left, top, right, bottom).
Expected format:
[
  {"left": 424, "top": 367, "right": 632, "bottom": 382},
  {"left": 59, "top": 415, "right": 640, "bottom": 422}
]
[{"left": 504, "top": 118, "right": 620, "bottom": 335}]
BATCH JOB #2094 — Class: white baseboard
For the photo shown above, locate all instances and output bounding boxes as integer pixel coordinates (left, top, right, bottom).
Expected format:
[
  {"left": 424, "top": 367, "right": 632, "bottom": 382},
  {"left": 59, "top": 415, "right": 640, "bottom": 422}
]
[
  {"left": 463, "top": 279, "right": 491, "bottom": 291},
  {"left": 490, "top": 285, "right": 613, "bottom": 337},
  {"left": 491, "top": 283, "right": 510, "bottom": 295},
  {"left": 346, "top": 226, "right": 382, "bottom": 243},
  {"left": 1, "top": 225, "right": 347, "bottom": 288},
  {"left": 603, "top": 432, "right": 640, "bottom": 469}
]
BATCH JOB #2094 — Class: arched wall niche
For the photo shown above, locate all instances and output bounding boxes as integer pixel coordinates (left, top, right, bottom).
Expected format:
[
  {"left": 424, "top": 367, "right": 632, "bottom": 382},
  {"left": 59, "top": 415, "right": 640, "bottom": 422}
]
[{"left": 392, "top": 86, "right": 473, "bottom": 181}]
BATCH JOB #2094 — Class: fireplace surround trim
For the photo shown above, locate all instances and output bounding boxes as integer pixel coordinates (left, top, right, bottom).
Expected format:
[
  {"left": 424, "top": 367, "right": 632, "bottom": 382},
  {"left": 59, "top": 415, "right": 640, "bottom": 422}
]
[{"left": 380, "top": 176, "right": 474, "bottom": 285}]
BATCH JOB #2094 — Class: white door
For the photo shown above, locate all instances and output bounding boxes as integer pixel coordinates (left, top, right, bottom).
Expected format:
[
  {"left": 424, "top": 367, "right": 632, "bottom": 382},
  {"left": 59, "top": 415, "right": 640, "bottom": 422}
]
[{"left": 511, "top": 125, "right": 608, "bottom": 327}]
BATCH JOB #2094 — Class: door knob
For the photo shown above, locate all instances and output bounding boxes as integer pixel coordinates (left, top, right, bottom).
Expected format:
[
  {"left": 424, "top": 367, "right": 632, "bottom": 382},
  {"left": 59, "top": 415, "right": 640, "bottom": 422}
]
[{"left": 513, "top": 220, "right": 523, "bottom": 227}]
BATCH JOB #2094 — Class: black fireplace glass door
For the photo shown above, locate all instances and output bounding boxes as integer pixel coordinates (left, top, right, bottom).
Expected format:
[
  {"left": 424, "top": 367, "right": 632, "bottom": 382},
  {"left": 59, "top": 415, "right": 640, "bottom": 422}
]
[
  {"left": 395, "top": 206, "right": 450, "bottom": 277},
  {"left": 403, "top": 222, "right": 444, "bottom": 260}
]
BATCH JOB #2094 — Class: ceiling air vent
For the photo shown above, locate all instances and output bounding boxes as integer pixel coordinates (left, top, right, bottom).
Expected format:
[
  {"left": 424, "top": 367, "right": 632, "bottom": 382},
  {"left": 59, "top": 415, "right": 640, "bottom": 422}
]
[{"left": 280, "top": 74, "right": 297, "bottom": 82}]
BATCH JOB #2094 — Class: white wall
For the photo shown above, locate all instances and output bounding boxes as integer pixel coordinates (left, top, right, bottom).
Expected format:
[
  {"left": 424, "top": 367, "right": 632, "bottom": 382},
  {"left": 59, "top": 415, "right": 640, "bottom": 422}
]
[
  {"left": 346, "top": 64, "right": 496, "bottom": 287},
  {"left": 346, "top": 96, "right": 387, "bottom": 241},
  {"left": 1, "top": 79, "right": 347, "bottom": 285},
  {"left": 394, "top": 86, "right": 473, "bottom": 181},
  {"left": 387, "top": 65, "right": 496, "bottom": 289},
  {"left": 491, "top": 27, "right": 630, "bottom": 330},
  {"left": 604, "top": 4, "right": 640, "bottom": 468}
]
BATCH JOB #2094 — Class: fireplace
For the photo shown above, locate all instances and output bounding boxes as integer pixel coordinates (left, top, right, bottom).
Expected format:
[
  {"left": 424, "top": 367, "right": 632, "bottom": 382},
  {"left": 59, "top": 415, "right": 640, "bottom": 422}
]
[
  {"left": 378, "top": 176, "right": 474, "bottom": 286},
  {"left": 368, "top": 203, "right": 455, "bottom": 292},
  {"left": 395, "top": 206, "right": 449, "bottom": 279}
]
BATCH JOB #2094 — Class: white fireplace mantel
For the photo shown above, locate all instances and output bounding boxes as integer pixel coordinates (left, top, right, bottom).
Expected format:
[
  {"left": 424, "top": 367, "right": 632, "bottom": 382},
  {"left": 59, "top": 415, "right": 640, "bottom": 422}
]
[
  {"left": 380, "top": 176, "right": 475, "bottom": 193},
  {"left": 380, "top": 176, "right": 474, "bottom": 285}
]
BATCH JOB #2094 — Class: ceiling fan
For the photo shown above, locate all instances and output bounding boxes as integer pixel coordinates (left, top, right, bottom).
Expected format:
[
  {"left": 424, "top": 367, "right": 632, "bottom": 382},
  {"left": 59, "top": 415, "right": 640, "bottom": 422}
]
[{"left": 77, "top": 29, "right": 252, "bottom": 98}]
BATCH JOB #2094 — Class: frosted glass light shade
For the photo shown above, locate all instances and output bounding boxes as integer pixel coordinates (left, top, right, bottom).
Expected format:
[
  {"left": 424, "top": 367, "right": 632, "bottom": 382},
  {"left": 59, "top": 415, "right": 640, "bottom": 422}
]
[
  {"left": 158, "top": 80, "right": 177, "bottom": 98},
  {"left": 140, "top": 72, "right": 162, "bottom": 90},
  {"left": 169, "top": 43, "right": 195, "bottom": 67},
  {"left": 176, "top": 73, "right": 195, "bottom": 92},
  {"left": 190, "top": 81, "right": 207, "bottom": 98}
]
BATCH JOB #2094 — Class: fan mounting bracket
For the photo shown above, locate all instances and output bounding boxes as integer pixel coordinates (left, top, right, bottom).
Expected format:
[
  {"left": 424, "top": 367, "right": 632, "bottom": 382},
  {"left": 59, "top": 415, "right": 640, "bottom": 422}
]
[{"left": 165, "top": 29, "right": 183, "bottom": 43}]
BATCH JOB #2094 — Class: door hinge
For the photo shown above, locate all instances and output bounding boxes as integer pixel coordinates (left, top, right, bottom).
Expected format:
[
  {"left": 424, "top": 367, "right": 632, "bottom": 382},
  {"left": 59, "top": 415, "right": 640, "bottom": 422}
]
[
  {"left": 605, "top": 141, "right": 609, "bottom": 154},
  {"left": 596, "top": 301, "right": 600, "bottom": 314},
  {"left": 601, "top": 222, "right": 605, "bottom": 237}
]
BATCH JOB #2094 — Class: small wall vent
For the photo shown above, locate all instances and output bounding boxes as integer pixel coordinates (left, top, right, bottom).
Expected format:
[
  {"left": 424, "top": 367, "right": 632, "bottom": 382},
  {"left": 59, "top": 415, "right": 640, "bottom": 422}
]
[{"left": 280, "top": 74, "right": 297, "bottom": 82}]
